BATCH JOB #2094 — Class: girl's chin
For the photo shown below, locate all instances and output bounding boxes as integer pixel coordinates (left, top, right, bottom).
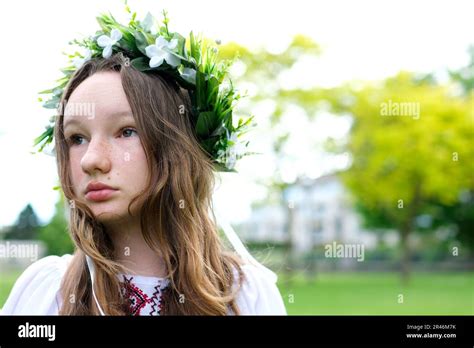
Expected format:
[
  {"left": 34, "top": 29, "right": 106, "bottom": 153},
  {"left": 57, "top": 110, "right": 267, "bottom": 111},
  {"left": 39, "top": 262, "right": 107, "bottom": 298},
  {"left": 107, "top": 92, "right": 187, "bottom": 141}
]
[
  {"left": 93, "top": 209, "right": 127, "bottom": 223},
  {"left": 88, "top": 200, "right": 143, "bottom": 224},
  {"left": 92, "top": 207, "right": 140, "bottom": 226}
]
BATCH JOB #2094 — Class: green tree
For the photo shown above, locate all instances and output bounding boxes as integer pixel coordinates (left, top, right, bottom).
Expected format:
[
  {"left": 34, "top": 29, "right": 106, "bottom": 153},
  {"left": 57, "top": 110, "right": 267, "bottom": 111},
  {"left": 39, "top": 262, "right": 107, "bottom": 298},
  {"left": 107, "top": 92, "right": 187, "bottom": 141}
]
[
  {"left": 435, "top": 46, "right": 474, "bottom": 256},
  {"left": 326, "top": 72, "right": 473, "bottom": 282},
  {"left": 38, "top": 193, "right": 74, "bottom": 256},
  {"left": 220, "top": 35, "right": 322, "bottom": 277},
  {"left": 449, "top": 45, "right": 474, "bottom": 95},
  {"left": 219, "top": 38, "right": 473, "bottom": 283},
  {"left": 424, "top": 190, "right": 474, "bottom": 258},
  {"left": 4, "top": 204, "right": 39, "bottom": 240}
]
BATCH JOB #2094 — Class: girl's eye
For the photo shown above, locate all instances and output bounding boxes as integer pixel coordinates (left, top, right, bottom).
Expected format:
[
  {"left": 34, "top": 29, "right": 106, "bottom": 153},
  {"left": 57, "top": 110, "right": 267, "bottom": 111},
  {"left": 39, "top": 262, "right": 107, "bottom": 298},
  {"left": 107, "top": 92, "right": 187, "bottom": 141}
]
[
  {"left": 66, "top": 129, "right": 137, "bottom": 145},
  {"left": 68, "top": 134, "right": 85, "bottom": 146},
  {"left": 121, "top": 128, "right": 138, "bottom": 138}
]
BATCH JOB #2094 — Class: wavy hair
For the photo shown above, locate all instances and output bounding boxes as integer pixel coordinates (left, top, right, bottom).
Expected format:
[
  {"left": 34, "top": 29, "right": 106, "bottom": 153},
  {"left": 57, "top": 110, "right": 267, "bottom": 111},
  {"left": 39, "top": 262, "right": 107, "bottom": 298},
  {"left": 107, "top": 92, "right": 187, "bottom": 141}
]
[{"left": 55, "top": 54, "right": 244, "bottom": 315}]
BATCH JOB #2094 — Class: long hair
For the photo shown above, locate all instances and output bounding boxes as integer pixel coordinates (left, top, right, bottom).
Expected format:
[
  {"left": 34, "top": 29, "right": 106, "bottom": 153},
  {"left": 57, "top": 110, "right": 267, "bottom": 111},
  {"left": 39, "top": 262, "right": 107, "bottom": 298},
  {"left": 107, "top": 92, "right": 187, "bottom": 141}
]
[{"left": 55, "top": 54, "right": 244, "bottom": 315}]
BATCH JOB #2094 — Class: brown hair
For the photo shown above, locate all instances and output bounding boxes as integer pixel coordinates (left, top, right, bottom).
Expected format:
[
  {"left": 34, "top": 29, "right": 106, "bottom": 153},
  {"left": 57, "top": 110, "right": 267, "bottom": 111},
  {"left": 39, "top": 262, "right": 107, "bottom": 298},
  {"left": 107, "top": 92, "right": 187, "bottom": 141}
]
[{"left": 55, "top": 53, "right": 244, "bottom": 315}]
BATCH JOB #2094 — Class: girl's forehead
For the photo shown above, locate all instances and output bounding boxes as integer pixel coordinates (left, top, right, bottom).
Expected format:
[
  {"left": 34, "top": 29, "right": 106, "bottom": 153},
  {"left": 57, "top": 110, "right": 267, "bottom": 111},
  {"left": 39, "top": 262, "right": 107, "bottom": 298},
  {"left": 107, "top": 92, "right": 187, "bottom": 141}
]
[
  {"left": 63, "top": 110, "right": 134, "bottom": 130},
  {"left": 64, "top": 72, "right": 133, "bottom": 124},
  {"left": 68, "top": 72, "right": 128, "bottom": 104}
]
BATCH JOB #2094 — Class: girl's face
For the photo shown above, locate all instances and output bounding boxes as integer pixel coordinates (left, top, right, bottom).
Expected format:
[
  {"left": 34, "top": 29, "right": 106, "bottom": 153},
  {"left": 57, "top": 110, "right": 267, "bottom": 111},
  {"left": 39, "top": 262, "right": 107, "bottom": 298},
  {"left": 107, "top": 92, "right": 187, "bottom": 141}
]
[{"left": 64, "top": 71, "right": 149, "bottom": 224}]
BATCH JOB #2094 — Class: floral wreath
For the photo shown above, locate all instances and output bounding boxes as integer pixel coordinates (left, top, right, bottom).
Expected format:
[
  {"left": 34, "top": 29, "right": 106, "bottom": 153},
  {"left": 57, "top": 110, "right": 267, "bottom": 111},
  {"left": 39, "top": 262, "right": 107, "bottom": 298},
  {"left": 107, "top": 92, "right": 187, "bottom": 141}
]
[{"left": 34, "top": 5, "right": 256, "bottom": 172}]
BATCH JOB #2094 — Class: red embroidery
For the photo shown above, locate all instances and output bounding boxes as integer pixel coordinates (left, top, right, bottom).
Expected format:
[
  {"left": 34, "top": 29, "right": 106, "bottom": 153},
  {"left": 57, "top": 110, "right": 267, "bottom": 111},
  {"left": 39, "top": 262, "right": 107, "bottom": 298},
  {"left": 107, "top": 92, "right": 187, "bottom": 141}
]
[{"left": 120, "top": 276, "right": 168, "bottom": 316}]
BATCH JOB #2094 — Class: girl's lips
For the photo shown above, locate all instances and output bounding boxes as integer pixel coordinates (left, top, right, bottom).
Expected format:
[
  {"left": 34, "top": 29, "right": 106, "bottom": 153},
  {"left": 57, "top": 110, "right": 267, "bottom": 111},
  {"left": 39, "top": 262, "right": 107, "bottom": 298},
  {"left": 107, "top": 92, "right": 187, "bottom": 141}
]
[{"left": 85, "top": 188, "right": 118, "bottom": 202}]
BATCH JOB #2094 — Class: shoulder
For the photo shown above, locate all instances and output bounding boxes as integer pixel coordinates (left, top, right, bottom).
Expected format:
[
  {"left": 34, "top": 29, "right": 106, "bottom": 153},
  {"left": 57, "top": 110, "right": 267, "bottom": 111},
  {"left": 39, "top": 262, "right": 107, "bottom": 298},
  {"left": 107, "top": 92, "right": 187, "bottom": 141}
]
[
  {"left": 1, "top": 254, "right": 73, "bottom": 315},
  {"left": 232, "top": 262, "right": 287, "bottom": 315}
]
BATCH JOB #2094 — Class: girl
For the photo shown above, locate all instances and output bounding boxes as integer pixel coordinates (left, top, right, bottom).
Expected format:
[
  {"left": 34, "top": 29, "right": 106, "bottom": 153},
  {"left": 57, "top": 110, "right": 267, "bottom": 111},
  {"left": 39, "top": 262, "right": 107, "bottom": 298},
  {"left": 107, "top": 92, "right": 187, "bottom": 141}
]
[{"left": 1, "top": 31, "right": 286, "bottom": 315}]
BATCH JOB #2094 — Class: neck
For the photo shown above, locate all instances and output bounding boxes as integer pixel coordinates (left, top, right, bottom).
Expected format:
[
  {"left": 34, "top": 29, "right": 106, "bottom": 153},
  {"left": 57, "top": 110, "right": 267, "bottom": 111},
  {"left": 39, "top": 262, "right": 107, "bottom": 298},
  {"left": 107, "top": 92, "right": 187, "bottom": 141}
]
[{"left": 105, "top": 216, "right": 167, "bottom": 278}]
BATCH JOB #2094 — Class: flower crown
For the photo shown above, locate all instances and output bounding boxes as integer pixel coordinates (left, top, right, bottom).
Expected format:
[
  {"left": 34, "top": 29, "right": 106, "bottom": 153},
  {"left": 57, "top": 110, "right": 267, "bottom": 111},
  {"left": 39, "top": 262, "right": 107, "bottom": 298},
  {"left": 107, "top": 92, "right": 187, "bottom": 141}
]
[{"left": 34, "top": 6, "right": 256, "bottom": 172}]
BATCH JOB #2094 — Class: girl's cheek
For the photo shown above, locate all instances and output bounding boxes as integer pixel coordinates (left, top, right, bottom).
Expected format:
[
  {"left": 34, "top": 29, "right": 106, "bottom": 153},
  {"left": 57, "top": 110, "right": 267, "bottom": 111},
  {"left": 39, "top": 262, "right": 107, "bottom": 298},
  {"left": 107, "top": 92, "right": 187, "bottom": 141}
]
[
  {"left": 69, "top": 153, "right": 84, "bottom": 183},
  {"left": 120, "top": 140, "right": 145, "bottom": 161}
]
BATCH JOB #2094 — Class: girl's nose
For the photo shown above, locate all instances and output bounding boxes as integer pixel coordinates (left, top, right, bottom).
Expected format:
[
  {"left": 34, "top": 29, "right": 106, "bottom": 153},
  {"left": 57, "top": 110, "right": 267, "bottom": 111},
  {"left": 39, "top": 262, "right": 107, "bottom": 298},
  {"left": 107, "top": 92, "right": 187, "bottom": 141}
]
[{"left": 80, "top": 137, "right": 112, "bottom": 175}]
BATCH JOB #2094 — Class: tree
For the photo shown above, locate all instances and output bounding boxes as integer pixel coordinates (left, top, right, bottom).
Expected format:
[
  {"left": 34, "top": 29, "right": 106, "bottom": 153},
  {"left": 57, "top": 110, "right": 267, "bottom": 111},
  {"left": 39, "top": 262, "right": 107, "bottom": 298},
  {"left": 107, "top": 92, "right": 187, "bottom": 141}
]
[
  {"left": 38, "top": 193, "right": 74, "bottom": 256},
  {"left": 424, "top": 190, "right": 474, "bottom": 258},
  {"left": 438, "top": 46, "right": 474, "bottom": 256},
  {"left": 449, "top": 45, "right": 474, "bottom": 95},
  {"left": 325, "top": 72, "right": 473, "bottom": 282},
  {"left": 219, "top": 35, "right": 322, "bottom": 276},
  {"left": 219, "top": 38, "right": 473, "bottom": 283},
  {"left": 4, "top": 204, "right": 39, "bottom": 240}
]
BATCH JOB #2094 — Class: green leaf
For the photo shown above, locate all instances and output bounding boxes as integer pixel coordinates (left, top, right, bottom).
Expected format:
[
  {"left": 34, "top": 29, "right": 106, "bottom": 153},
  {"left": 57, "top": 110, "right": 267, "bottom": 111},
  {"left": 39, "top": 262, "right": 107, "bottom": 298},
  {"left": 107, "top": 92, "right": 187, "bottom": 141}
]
[
  {"left": 38, "top": 88, "right": 54, "bottom": 95},
  {"left": 196, "top": 111, "right": 216, "bottom": 138},
  {"left": 117, "top": 35, "right": 136, "bottom": 53},
  {"left": 173, "top": 71, "right": 196, "bottom": 90},
  {"left": 206, "top": 76, "right": 219, "bottom": 106},
  {"left": 131, "top": 57, "right": 152, "bottom": 71},
  {"left": 212, "top": 161, "right": 237, "bottom": 173},
  {"left": 170, "top": 32, "right": 187, "bottom": 57},
  {"left": 189, "top": 31, "right": 201, "bottom": 66},
  {"left": 134, "top": 31, "right": 150, "bottom": 55},
  {"left": 60, "top": 66, "right": 76, "bottom": 75},
  {"left": 210, "top": 123, "right": 227, "bottom": 137},
  {"left": 43, "top": 98, "right": 60, "bottom": 109},
  {"left": 96, "top": 14, "right": 113, "bottom": 32},
  {"left": 167, "top": 49, "right": 188, "bottom": 63},
  {"left": 220, "top": 109, "right": 233, "bottom": 130},
  {"left": 200, "top": 138, "right": 215, "bottom": 153},
  {"left": 33, "top": 126, "right": 54, "bottom": 151},
  {"left": 195, "top": 71, "right": 207, "bottom": 110}
]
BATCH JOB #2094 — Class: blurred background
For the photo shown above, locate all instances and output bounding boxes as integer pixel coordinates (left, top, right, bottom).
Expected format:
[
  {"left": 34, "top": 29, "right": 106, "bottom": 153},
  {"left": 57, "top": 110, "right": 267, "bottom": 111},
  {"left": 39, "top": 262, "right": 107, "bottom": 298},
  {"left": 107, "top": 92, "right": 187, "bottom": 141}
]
[{"left": 0, "top": 0, "right": 472, "bottom": 314}]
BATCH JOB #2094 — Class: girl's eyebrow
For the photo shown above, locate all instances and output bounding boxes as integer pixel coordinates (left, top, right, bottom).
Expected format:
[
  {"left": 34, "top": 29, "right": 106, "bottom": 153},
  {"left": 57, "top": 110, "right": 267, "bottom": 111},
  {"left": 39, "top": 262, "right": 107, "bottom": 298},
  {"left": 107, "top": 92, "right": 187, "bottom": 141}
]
[{"left": 63, "top": 111, "right": 134, "bottom": 130}]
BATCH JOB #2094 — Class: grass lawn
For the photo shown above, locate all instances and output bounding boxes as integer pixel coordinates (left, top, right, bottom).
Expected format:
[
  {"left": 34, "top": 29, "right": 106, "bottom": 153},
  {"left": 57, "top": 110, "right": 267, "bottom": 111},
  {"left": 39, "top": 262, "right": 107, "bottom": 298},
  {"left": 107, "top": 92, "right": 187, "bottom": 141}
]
[
  {"left": 278, "top": 272, "right": 474, "bottom": 315},
  {"left": 1, "top": 270, "right": 473, "bottom": 314},
  {"left": 0, "top": 269, "right": 23, "bottom": 310}
]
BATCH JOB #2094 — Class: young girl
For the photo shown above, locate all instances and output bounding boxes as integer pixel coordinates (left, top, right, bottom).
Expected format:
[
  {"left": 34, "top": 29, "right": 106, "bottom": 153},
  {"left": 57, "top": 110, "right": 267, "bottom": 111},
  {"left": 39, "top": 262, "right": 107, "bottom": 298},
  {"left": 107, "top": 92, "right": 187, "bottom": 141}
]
[{"left": 1, "top": 11, "right": 286, "bottom": 316}]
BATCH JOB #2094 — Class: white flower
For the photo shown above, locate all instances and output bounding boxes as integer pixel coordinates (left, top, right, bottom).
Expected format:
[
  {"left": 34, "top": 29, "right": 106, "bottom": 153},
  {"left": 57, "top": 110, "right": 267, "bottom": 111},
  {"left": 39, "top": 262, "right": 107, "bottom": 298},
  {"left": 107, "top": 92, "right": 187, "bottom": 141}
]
[
  {"left": 141, "top": 13, "right": 153, "bottom": 30},
  {"left": 141, "top": 13, "right": 157, "bottom": 35},
  {"left": 228, "top": 132, "right": 247, "bottom": 155},
  {"left": 145, "top": 36, "right": 180, "bottom": 68},
  {"left": 72, "top": 49, "right": 91, "bottom": 69},
  {"left": 221, "top": 149, "right": 237, "bottom": 170},
  {"left": 97, "top": 29, "right": 123, "bottom": 58},
  {"left": 181, "top": 68, "right": 196, "bottom": 84},
  {"left": 217, "top": 132, "right": 247, "bottom": 170}
]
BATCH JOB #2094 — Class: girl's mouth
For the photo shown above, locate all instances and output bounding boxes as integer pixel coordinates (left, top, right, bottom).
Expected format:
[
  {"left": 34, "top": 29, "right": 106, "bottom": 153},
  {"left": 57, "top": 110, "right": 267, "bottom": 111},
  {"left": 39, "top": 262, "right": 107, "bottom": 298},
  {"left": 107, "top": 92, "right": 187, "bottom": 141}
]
[{"left": 85, "top": 188, "right": 118, "bottom": 202}]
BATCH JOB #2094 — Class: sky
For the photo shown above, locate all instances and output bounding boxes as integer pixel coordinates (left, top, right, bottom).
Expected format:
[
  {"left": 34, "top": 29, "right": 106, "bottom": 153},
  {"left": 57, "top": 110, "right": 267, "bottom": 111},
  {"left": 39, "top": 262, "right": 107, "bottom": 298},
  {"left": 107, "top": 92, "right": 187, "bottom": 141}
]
[{"left": 0, "top": 0, "right": 472, "bottom": 227}]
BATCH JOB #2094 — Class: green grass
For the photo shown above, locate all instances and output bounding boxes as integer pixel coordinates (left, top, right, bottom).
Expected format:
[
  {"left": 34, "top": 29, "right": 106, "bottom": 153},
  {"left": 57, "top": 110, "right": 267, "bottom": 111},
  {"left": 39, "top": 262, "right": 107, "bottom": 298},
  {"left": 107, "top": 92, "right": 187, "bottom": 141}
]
[
  {"left": 277, "top": 272, "right": 474, "bottom": 315},
  {"left": 1, "top": 270, "right": 473, "bottom": 314},
  {"left": 0, "top": 269, "right": 23, "bottom": 310}
]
